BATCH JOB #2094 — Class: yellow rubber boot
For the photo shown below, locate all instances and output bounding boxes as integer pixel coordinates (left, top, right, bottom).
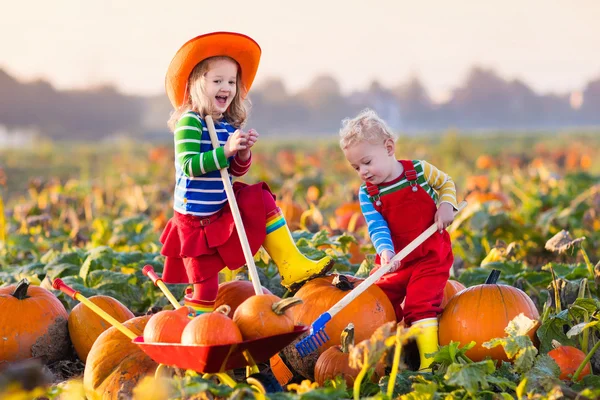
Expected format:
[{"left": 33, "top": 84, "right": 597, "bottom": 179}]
[
  {"left": 263, "top": 209, "right": 333, "bottom": 291},
  {"left": 413, "top": 318, "right": 439, "bottom": 371}
]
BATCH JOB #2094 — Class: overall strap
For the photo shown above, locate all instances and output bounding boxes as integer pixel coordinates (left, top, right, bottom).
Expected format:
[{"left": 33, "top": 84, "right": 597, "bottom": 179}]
[
  {"left": 400, "top": 160, "right": 419, "bottom": 192},
  {"left": 365, "top": 182, "right": 382, "bottom": 207}
]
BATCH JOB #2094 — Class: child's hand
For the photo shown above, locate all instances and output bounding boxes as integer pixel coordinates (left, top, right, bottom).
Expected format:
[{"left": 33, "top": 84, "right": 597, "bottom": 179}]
[
  {"left": 377, "top": 250, "right": 401, "bottom": 274},
  {"left": 237, "top": 129, "right": 259, "bottom": 161},
  {"left": 435, "top": 202, "right": 455, "bottom": 232},
  {"left": 224, "top": 130, "right": 249, "bottom": 158}
]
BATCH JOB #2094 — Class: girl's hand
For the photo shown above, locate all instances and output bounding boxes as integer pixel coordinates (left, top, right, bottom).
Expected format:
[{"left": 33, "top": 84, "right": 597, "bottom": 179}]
[
  {"left": 435, "top": 202, "right": 455, "bottom": 232},
  {"left": 224, "top": 130, "right": 249, "bottom": 158},
  {"left": 237, "top": 129, "right": 259, "bottom": 161},
  {"left": 375, "top": 250, "right": 401, "bottom": 274}
]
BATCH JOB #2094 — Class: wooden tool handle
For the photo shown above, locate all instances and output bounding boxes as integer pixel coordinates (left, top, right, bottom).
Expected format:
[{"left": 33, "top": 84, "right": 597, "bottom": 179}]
[
  {"left": 204, "top": 116, "right": 263, "bottom": 295},
  {"left": 326, "top": 200, "right": 468, "bottom": 318}
]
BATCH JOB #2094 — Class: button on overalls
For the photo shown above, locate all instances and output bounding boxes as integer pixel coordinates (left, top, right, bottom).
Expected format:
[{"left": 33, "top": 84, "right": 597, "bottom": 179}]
[{"left": 366, "top": 160, "right": 453, "bottom": 325}]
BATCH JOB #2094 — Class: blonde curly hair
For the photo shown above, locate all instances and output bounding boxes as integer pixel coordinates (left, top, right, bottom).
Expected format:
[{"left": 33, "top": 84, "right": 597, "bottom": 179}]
[
  {"left": 339, "top": 108, "right": 397, "bottom": 150},
  {"left": 167, "top": 56, "right": 249, "bottom": 131}
]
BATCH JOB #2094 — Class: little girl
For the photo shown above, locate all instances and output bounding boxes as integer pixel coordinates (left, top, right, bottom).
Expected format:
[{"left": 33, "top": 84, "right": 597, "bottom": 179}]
[
  {"left": 339, "top": 109, "right": 458, "bottom": 371},
  {"left": 160, "top": 32, "right": 333, "bottom": 315}
]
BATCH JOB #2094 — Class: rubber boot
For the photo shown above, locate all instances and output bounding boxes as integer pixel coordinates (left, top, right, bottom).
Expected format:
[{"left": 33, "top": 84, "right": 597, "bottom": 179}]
[
  {"left": 263, "top": 214, "right": 333, "bottom": 291},
  {"left": 413, "top": 317, "right": 439, "bottom": 371}
]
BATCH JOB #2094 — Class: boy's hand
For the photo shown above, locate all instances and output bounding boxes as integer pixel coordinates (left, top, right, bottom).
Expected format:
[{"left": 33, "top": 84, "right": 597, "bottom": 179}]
[
  {"left": 377, "top": 250, "right": 401, "bottom": 274},
  {"left": 224, "top": 130, "right": 249, "bottom": 158},
  {"left": 435, "top": 202, "right": 455, "bottom": 232},
  {"left": 237, "top": 129, "right": 259, "bottom": 161}
]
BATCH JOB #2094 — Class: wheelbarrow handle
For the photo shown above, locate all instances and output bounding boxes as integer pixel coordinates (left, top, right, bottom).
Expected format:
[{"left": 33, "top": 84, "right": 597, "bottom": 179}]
[
  {"left": 204, "top": 115, "right": 263, "bottom": 296},
  {"left": 52, "top": 278, "right": 137, "bottom": 340},
  {"left": 142, "top": 265, "right": 181, "bottom": 309}
]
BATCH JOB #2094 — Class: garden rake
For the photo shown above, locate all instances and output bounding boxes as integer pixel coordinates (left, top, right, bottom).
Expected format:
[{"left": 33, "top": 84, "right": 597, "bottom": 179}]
[{"left": 295, "top": 200, "right": 468, "bottom": 357}]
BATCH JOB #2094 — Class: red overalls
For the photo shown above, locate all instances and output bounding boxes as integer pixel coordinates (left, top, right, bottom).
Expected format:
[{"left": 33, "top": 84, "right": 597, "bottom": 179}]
[{"left": 367, "top": 160, "right": 453, "bottom": 325}]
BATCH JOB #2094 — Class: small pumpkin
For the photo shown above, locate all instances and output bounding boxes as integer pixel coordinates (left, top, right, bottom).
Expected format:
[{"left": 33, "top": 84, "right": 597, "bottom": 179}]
[
  {"left": 181, "top": 305, "right": 242, "bottom": 346},
  {"left": 68, "top": 295, "right": 134, "bottom": 362},
  {"left": 83, "top": 315, "right": 157, "bottom": 400},
  {"left": 439, "top": 270, "right": 540, "bottom": 362},
  {"left": 314, "top": 323, "right": 384, "bottom": 386},
  {"left": 214, "top": 280, "right": 272, "bottom": 317},
  {"left": 233, "top": 294, "right": 302, "bottom": 340},
  {"left": 143, "top": 306, "right": 192, "bottom": 343},
  {"left": 0, "top": 279, "right": 70, "bottom": 363},
  {"left": 547, "top": 340, "right": 591, "bottom": 381},
  {"left": 440, "top": 279, "right": 466, "bottom": 309}
]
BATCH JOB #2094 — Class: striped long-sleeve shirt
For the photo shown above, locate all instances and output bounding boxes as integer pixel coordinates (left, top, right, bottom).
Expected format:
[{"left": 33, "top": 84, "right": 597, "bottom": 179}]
[
  {"left": 359, "top": 160, "right": 457, "bottom": 255},
  {"left": 172, "top": 111, "right": 251, "bottom": 216}
]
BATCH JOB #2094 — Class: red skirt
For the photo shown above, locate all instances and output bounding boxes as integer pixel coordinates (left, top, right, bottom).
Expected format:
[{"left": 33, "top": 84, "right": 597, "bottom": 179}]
[{"left": 160, "top": 182, "right": 273, "bottom": 284}]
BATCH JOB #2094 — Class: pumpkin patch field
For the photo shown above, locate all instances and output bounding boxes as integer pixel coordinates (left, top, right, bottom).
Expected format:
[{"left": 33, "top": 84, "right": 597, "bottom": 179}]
[{"left": 1, "top": 132, "right": 600, "bottom": 399}]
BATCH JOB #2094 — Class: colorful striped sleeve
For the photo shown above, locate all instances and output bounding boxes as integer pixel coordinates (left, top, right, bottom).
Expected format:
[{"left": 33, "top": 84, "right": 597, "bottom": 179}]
[
  {"left": 421, "top": 160, "right": 458, "bottom": 209},
  {"left": 229, "top": 153, "right": 252, "bottom": 177},
  {"left": 359, "top": 187, "right": 394, "bottom": 256},
  {"left": 174, "top": 114, "right": 229, "bottom": 177}
]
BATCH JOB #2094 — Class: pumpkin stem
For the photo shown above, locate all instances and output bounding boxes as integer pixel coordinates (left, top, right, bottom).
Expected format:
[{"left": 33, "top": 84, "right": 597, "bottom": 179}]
[
  {"left": 332, "top": 274, "right": 355, "bottom": 291},
  {"left": 551, "top": 339, "right": 563, "bottom": 349},
  {"left": 484, "top": 269, "right": 501, "bottom": 284},
  {"left": 12, "top": 278, "right": 30, "bottom": 300},
  {"left": 215, "top": 304, "right": 232, "bottom": 317},
  {"left": 272, "top": 298, "right": 303, "bottom": 315},
  {"left": 341, "top": 323, "right": 355, "bottom": 353}
]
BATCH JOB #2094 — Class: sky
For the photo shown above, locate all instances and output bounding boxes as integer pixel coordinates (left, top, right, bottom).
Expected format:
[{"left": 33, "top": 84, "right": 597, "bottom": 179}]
[{"left": 2, "top": 0, "right": 599, "bottom": 101}]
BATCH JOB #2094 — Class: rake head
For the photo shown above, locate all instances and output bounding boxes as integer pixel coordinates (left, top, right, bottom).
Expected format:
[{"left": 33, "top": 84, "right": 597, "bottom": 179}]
[{"left": 295, "top": 313, "right": 332, "bottom": 357}]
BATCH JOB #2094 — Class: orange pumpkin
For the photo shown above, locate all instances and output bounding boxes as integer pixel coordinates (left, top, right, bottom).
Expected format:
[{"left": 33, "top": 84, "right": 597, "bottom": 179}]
[
  {"left": 276, "top": 197, "right": 303, "bottom": 230},
  {"left": 314, "top": 323, "right": 384, "bottom": 386},
  {"left": 143, "top": 306, "right": 192, "bottom": 343},
  {"left": 214, "top": 280, "right": 272, "bottom": 317},
  {"left": 68, "top": 295, "right": 134, "bottom": 362},
  {"left": 0, "top": 279, "right": 70, "bottom": 363},
  {"left": 83, "top": 315, "right": 157, "bottom": 400},
  {"left": 440, "top": 280, "right": 466, "bottom": 309},
  {"left": 292, "top": 274, "right": 396, "bottom": 353},
  {"left": 233, "top": 294, "right": 301, "bottom": 340},
  {"left": 439, "top": 270, "right": 540, "bottom": 362},
  {"left": 547, "top": 341, "right": 591, "bottom": 381},
  {"left": 335, "top": 203, "right": 366, "bottom": 232},
  {"left": 181, "top": 305, "right": 242, "bottom": 346}
]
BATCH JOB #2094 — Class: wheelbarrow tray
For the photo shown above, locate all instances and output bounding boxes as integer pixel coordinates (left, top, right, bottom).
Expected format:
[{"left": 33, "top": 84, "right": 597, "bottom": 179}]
[{"left": 134, "top": 325, "right": 308, "bottom": 373}]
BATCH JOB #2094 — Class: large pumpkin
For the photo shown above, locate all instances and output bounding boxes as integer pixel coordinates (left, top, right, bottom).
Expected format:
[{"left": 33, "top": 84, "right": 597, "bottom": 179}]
[
  {"left": 214, "top": 280, "right": 272, "bottom": 317},
  {"left": 0, "top": 279, "right": 70, "bottom": 363},
  {"left": 439, "top": 270, "right": 540, "bottom": 362},
  {"left": 233, "top": 295, "right": 301, "bottom": 340},
  {"left": 83, "top": 315, "right": 157, "bottom": 400},
  {"left": 292, "top": 274, "right": 396, "bottom": 352},
  {"left": 181, "top": 305, "right": 242, "bottom": 346},
  {"left": 440, "top": 279, "right": 466, "bottom": 309},
  {"left": 314, "top": 323, "right": 384, "bottom": 386},
  {"left": 68, "top": 295, "right": 134, "bottom": 362}
]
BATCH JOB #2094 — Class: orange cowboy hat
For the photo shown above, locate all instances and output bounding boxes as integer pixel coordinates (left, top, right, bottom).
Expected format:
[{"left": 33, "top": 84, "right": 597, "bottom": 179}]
[{"left": 165, "top": 31, "right": 262, "bottom": 108}]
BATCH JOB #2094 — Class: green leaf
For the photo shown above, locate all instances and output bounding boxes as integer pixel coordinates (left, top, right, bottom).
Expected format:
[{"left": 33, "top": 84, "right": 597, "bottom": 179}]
[
  {"left": 482, "top": 314, "right": 538, "bottom": 373},
  {"left": 525, "top": 354, "right": 560, "bottom": 383},
  {"left": 536, "top": 312, "right": 577, "bottom": 353},
  {"left": 79, "top": 246, "right": 115, "bottom": 283},
  {"left": 444, "top": 360, "right": 495, "bottom": 396},
  {"left": 433, "top": 341, "right": 476, "bottom": 374}
]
